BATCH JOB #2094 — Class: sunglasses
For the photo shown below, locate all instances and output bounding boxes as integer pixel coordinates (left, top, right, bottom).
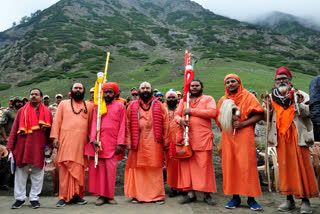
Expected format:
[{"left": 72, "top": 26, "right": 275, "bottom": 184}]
[{"left": 132, "top": 94, "right": 138, "bottom": 96}]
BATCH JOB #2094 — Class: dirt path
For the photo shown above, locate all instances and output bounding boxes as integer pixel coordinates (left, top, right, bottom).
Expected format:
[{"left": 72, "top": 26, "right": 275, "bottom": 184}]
[{"left": 0, "top": 192, "right": 320, "bottom": 214}]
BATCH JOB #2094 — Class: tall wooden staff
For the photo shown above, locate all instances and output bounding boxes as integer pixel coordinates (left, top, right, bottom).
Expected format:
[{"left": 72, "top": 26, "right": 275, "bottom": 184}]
[
  {"left": 94, "top": 52, "right": 110, "bottom": 168},
  {"left": 261, "top": 91, "right": 271, "bottom": 191}
]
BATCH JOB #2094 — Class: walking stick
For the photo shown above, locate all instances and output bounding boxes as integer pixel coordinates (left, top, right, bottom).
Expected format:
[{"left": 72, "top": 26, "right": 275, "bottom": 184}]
[{"left": 263, "top": 91, "right": 272, "bottom": 192}]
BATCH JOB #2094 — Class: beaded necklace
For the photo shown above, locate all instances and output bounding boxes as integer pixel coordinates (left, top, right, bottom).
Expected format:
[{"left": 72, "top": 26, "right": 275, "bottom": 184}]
[{"left": 71, "top": 99, "right": 88, "bottom": 115}]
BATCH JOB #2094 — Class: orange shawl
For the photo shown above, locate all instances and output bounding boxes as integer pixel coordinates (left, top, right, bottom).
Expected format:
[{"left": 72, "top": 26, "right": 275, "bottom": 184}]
[
  {"left": 216, "top": 74, "right": 263, "bottom": 125},
  {"left": 18, "top": 102, "right": 52, "bottom": 134}
]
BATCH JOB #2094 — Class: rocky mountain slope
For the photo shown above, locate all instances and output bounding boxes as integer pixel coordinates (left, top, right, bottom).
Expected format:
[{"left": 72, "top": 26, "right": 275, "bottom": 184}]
[{"left": 0, "top": 0, "right": 319, "bottom": 95}]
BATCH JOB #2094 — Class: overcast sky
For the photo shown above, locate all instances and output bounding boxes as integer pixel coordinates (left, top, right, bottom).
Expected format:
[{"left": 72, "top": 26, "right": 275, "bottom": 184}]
[{"left": 0, "top": 0, "right": 319, "bottom": 32}]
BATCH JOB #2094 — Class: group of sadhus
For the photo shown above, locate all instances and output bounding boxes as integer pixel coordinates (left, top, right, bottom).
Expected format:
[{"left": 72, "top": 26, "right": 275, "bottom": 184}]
[{"left": 0, "top": 66, "right": 319, "bottom": 214}]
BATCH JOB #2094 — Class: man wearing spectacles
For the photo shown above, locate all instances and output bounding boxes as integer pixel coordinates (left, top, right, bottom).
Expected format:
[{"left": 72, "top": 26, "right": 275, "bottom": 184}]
[{"left": 266, "top": 67, "right": 318, "bottom": 214}]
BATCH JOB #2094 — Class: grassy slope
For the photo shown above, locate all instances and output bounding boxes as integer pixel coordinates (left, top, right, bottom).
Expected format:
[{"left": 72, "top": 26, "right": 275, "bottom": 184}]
[{"left": 0, "top": 58, "right": 314, "bottom": 106}]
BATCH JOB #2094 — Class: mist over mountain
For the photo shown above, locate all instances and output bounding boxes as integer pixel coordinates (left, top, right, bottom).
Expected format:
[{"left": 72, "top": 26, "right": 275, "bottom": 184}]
[{"left": 250, "top": 11, "right": 320, "bottom": 32}]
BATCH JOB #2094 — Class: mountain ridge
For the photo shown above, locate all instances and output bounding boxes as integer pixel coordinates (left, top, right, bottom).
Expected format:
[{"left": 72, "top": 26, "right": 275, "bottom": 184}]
[{"left": 0, "top": 0, "right": 319, "bottom": 101}]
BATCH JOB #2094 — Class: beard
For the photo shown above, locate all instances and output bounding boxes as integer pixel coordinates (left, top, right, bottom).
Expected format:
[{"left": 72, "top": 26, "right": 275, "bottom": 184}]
[
  {"left": 138, "top": 91, "right": 153, "bottom": 102},
  {"left": 104, "top": 96, "right": 114, "bottom": 104},
  {"left": 167, "top": 100, "right": 177, "bottom": 108},
  {"left": 71, "top": 90, "right": 85, "bottom": 102},
  {"left": 276, "top": 83, "right": 288, "bottom": 93},
  {"left": 14, "top": 104, "right": 23, "bottom": 110},
  {"left": 190, "top": 88, "right": 203, "bottom": 97}
]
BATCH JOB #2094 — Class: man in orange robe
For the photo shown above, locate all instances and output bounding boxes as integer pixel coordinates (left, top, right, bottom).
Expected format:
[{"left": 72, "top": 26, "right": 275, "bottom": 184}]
[
  {"left": 115, "top": 88, "right": 127, "bottom": 106},
  {"left": 124, "top": 81, "right": 169, "bottom": 204},
  {"left": 50, "top": 83, "right": 94, "bottom": 207},
  {"left": 267, "top": 67, "right": 318, "bottom": 214},
  {"left": 216, "top": 74, "right": 264, "bottom": 210},
  {"left": 174, "top": 79, "right": 217, "bottom": 205},
  {"left": 163, "top": 90, "right": 180, "bottom": 197}
]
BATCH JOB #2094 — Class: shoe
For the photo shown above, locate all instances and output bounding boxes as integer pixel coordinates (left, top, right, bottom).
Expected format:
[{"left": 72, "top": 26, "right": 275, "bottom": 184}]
[
  {"left": 168, "top": 189, "right": 178, "bottom": 197},
  {"left": 131, "top": 198, "right": 138, "bottom": 204},
  {"left": 179, "top": 195, "right": 196, "bottom": 204},
  {"left": 11, "top": 200, "right": 25, "bottom": 209},
  {"left": 72, "top": 195, "right": 87, "bottom": 205},
  {"left": 30, "top": 200, "right": 40, "bottom": 209},
  {"left": 204, "top": 196, "right": 216, "bottom": 206},
  {"left": 247, "top": 199, "right": 262, "bottom": 211},
  {"left": 155, "top": 200, "right": 165, "bottom": 205},
  {"left": 105, "top": 198, "right": 118, "bottom": 205},
  {"left": 278, "top": 200, "right": 295, "bottom": 212},
  {"left": 56, "top": 199, "right": 66, "bottom": 207},
  {"left": 0, "top": 184, "right": 9, "bottom": 190},
  {"left": 225, "top": 197, "right": 241, "bottom": 209},
  {"left": 95, "top": 196, "right": 105, "bottom": 206},
  {"left": 300, "top": 201, "right": 312, "bottom": 214}
]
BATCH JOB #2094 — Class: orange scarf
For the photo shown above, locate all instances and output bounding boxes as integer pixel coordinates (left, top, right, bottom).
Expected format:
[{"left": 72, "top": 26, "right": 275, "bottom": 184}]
[
  {"left": 272, "top": 101, "right": 295, "bottom": 136},
  {"left": 18, "top": 102, "right": 52, "bottom": 134},
  {"left": 218, "top": 74, "right": 264, "bottom": 122}
]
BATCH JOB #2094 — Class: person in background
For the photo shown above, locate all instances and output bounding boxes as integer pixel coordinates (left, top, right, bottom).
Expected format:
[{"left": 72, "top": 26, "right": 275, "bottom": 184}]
[
  {"left": 43, "top": 95, "right": 50, "bottom": 108},
  {"left": 155, "top": 92, "right": 164, "bottom": 103},
  {"left": 88, "top": 87, "right": 95, "bottom": 105}
]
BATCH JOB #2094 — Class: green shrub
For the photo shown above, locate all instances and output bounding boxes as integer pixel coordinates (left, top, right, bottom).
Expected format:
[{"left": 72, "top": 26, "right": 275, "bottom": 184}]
[
  {"left": 151, "top": 59, "right": 168, "bottom": 65},
  {"left": 0, "top": 83, "right": 11, "bottom": 91}
]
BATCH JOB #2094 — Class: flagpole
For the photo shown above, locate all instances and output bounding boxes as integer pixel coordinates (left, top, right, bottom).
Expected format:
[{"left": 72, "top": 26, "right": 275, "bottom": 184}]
[{"left": 95, "top": 52, "right": 110, "bottom": 168}]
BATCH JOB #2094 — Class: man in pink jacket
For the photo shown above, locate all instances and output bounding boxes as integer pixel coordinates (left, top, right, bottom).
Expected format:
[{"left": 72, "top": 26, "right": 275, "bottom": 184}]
[{"left": 85, "top": 82, "right": 126, "bottom": 206}]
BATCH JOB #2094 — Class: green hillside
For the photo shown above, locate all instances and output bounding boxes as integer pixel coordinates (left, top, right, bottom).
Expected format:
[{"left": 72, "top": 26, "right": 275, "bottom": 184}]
[
  {"left": 0, "top": 58, "right": 313, "bottom": 106},
  {"left": 0, "top": 0, "right": 318, "bottom": 105}
]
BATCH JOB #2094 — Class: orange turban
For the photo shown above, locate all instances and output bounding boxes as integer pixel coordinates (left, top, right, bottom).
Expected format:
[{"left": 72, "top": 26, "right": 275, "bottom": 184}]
[{"left": 102, "top": 82, "right": 120, "bottom": 95}]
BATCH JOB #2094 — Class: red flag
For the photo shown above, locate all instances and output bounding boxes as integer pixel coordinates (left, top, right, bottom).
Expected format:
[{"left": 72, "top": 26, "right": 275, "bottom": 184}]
[{"left": 183, "top": 50, "right": 194, "bottom": 102}]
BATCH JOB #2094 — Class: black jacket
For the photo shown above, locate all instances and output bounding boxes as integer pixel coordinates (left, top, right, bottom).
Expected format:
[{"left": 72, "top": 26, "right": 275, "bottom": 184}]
[{"left": 309, "top": 75, "right": 320, "bottom": 126}]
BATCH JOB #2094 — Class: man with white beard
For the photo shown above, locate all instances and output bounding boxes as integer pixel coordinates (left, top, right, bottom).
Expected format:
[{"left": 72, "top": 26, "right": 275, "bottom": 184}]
[{"left": 266, "top": 67, "right": 318, "bottom": 214}]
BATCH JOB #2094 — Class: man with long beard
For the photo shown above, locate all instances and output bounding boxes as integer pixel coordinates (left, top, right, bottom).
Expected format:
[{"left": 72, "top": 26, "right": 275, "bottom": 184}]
[
  {"left": 175, "top": 79, "right": 217, "bottom": 205},
  {"left": 6, "top": 89, "right": 52, "bottom": 209},
  {"left": 164, "top": 90, "right": 180, "bottom": 197},
  {"left": 124, "top": 81, "right": 169, "bottom": 204},
  {"left": 50, "top": 83, "right": 94, "bottom": 207},
  {"left": 266, "top": 67, "right": 318, "bottom": 213},
  {"left": 216, "top": 74, "right": 264, "bottom": 211},
  {"left": 85, "top": 82, "right": 126, "bottom": 206},
  {"left": 0, "top": 96, "right": 24, "bottom": 190}
]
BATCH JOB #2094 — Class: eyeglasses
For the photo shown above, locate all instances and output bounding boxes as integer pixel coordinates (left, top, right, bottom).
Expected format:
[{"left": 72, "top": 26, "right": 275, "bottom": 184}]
[
  {"left": 275, "top": 77, "right": 289, "bottom": 81},
  {"left": 132, "top": 94, "right": 138, "bottom": 96}
]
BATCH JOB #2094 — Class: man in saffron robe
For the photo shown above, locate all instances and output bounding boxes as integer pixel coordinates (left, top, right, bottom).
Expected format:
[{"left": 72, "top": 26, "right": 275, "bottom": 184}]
[
  {"left": 164, "top": 90, "right": 180, "bottom": 197},
  {"left": 50, "top": 83, "right": 94, "bottom": 207},
  {"left": 174, "top": 79, "right": 217, "bottom": 205},
  {"left": 266, "top": 67, "right": 318, "bottom": 214},
  {"left": 6, "top": 88, "right": 52, "bottom": 209},
  {"left": 216, "top": 74, "right": 264, "bottom": 210},
  {"left": 85, "top": 82, "right": 126, "bottom": 206},
  {"left": 115, "top": 88, "right": 127, "bottom": 106},
  {"left": 124, "top": 81, "right": 169, "bottom": 204}
]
